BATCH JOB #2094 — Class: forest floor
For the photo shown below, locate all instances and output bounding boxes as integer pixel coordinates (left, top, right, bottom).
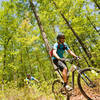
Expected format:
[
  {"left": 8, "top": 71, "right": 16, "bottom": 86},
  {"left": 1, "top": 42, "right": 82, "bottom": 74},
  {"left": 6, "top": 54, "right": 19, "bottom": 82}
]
[
  {"left": 62, "top": 87, "right": 100, "bottom": 100},
  {"left": 69, "top": 88, "right": 87, "bottom": 100},
  {"left": 69, "top": 87, "right": 100, "bottom": 100}
]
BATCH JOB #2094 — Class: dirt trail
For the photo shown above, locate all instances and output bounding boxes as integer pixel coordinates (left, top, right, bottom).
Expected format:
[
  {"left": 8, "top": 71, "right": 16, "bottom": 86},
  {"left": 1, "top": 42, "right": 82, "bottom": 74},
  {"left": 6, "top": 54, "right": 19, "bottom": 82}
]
[
  {"left": 69, "top": 90, "right": 87, "bottom": 100},
  {"left": 35, "top": 91, "right": 100, "bottom": 100},
  {"left": 69, "top": 87, "right": 100, "bottom": 100}
]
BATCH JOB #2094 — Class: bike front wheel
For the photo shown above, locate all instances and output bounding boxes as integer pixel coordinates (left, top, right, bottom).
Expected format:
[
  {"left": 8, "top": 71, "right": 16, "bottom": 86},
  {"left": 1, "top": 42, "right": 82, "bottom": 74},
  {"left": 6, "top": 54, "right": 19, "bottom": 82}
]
[{"left": 78, "top": 68, "right": 100, "bottom": 100}]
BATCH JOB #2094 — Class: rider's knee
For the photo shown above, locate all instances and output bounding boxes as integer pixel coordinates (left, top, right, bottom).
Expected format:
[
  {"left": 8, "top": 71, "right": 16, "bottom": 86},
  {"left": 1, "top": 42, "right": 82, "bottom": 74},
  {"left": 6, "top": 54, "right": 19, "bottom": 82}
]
[{"left": 63, "top": 67, "right": 68, "bottom": 72}]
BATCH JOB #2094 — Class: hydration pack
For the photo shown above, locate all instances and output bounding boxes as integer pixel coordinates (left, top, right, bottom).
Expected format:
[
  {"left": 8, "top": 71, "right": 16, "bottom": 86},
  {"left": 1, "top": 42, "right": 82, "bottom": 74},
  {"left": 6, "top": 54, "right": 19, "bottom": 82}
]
[{"left": 49, "top": 43, "right": 66, "bottom": 57}]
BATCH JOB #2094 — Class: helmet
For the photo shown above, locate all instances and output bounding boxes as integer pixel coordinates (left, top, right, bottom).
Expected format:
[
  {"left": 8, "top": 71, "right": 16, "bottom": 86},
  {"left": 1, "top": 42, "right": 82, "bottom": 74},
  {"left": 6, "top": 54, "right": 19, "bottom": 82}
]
[
  {"left": 27, "top": 74, "right": 30, "bottom": 77},
  {"left": 57, "top": 34, "right": 65, "bottom": 40},
  {"left": 27, "top": 74, "right": 31, "bottom": 79}
]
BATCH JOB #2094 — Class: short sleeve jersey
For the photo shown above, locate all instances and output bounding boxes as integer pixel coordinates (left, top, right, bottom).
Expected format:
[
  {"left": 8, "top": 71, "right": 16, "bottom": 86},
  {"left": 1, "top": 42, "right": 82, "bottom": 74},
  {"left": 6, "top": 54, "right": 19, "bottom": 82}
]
[
  {"left": 31, "top": 76, "right": 35, "bottom": 80},
  {"left": 52, "top": 42, "right": 69, "bottom": 60},
  {"left": 25, "top": 76, "right": 35, "bottom": 81}
]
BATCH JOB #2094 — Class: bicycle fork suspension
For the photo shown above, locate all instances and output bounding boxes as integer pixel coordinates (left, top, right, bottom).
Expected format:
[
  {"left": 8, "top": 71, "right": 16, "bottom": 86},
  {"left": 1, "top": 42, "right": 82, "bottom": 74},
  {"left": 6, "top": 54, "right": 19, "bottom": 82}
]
[{"left": 79, "top": 71, "right": 93, "bottom": 87}]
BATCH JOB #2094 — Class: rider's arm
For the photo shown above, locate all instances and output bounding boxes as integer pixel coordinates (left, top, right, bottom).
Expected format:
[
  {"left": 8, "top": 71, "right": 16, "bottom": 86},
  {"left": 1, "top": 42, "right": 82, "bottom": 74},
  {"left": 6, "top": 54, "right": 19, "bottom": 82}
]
[
  {"left": 53, "top": 43, "right": 61, "bottom": 60},
  {"left": 34, "top": 78, "right": 39, "bottom": 82},
  {"left": 64, "top": 43, "right": 77, "bottom": 58},
  {"left": 34, "top": 79, "right": 39, "bottom": 82},
  {"left": 53, "top": 49, "right": 60, "bottom": 60},
  {"left": 67, "top": 49, "right": 77, "bottom": 58},
  {"left": 31, "top": 77, "right": 39, "bottom": 82}
]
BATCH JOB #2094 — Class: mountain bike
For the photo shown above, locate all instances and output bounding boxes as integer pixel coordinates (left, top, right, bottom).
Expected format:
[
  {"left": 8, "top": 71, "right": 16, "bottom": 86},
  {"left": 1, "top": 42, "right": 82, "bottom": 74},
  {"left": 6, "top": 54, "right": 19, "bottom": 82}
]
[{"left": 52, "top": 58, "right": 100, "bottom": 100}]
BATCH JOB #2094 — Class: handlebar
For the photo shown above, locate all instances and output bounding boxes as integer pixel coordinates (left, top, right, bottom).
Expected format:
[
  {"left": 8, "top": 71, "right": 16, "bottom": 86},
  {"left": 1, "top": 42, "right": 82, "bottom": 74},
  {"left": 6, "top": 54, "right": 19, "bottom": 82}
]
[{"left": 60, "top": 57, "right": 80, "bottom": 64}]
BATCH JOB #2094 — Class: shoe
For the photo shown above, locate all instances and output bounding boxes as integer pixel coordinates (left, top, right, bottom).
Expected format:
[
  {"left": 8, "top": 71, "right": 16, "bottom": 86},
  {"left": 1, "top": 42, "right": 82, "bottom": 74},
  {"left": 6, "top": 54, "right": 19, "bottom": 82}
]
[{"left": 65, "top": 85, "right": 73, "bottom": 91}]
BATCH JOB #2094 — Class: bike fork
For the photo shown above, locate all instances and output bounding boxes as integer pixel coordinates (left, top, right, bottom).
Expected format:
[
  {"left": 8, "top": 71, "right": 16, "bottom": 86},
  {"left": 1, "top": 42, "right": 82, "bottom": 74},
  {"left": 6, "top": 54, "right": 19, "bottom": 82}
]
[{"left": 79, "top": 72, "right": 93, "bottom": 87}]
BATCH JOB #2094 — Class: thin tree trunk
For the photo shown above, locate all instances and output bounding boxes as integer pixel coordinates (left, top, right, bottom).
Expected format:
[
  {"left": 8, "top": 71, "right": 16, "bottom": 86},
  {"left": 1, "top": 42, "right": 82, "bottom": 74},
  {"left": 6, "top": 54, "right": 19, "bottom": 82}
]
[
  {"left": 26, "top": 47, "right": 32, "bottom": 75},
  {"left": 29, "top": 1, "right": 51, "bottom": 53},
  {"left": 75, "top": 43, "right": 91, "bottom": 67},
  {"left": 2, "top": 37, "right": 12, "bottom": 83},
  {"left": 93, "top": 0, "right": 100, "bottom": 9},
  {"left": 2, "top": 45, "right": 6, "bottom": 85},
  {"left": 3, "top": 45, "right": 6, "bottom": 71},
  {"left": 71, "top": 44, "right": 81, "bottom": 67},
  {"left": 29, "top": 1, "right": 56, "bottom": 69},
  {"left": 86, "top": 16, "right": 100, "bottom": 34},
  {"left": 36, "top": 55, "right": 46, "bottom": 81}
]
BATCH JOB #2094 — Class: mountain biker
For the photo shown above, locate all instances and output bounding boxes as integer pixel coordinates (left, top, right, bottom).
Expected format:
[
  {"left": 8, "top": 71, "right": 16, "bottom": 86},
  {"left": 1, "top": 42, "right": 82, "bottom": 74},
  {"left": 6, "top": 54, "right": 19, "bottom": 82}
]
[
  {"left": 25, "top": 74, "right": 39, "bottom": 84},
  {"left": 52, "top": 34, "right": 79, "bottom": 90}
]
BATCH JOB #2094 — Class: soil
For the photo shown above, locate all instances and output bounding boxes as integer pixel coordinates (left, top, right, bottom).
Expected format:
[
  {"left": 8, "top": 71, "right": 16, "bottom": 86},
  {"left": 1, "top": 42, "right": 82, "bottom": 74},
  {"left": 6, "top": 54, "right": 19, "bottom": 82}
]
[{"left": 69, "top": 87, "right": 100, "bottom": 100}]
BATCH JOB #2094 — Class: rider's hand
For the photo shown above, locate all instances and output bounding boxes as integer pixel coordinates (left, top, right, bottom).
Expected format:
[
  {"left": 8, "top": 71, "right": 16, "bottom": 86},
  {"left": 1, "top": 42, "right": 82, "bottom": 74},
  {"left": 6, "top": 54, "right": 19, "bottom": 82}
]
[
  {"left": 75, "top": 56, "right": 81, "bottom": 60},
  {"left": 59, "top": 58, "right": 66, "bottom": 61}
]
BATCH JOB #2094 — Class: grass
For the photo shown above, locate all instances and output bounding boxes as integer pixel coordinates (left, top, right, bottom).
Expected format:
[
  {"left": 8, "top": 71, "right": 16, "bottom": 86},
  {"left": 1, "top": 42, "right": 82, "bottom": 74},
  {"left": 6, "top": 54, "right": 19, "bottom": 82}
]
[{"left": 0, "top": 82, "right": 55, "bottom": 100}]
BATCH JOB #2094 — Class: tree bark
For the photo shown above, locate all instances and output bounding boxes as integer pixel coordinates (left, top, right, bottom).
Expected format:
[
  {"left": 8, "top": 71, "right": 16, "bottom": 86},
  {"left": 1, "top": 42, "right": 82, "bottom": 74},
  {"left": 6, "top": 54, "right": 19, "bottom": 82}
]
[
  {"left": 29, "top": 1, "right": 51, "bottom": 53},
  {"left": 2, "top": 37, "right": 12, "bottom": 83},
  {"left": 75, "top": 42, "right": 91, "bottom": 67},
  {"left": 26, "top": 47, "right": 32, "bottom": 75},
  {"left": 36, "top": 55, "right": 46, "bottom": 81},
  {"left": 2, "top": 45, "right": 6, "bottom": 84},
  {"left": 29, "top": 1, "right": 56, "bottom": 71},
  {"left": 86, "top": 16, "right": 100, "bottom": 34},
  {"left": 93, "top": 0, "right": 100, "bottom": 9}
]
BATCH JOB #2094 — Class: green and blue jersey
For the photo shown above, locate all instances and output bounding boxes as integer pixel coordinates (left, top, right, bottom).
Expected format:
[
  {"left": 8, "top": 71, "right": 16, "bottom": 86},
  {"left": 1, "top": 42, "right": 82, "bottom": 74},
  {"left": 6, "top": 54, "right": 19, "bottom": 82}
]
[{"left": 52, "top": 42, "right": 69, "bottom": 60}]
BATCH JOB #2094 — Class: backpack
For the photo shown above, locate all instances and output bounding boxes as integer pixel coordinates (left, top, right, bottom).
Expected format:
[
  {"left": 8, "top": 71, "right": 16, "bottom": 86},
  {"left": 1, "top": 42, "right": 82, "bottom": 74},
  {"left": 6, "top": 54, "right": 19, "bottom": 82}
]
[
  {"left": 49, "top": 43, "right": 66, "bottom": 57},
  {"left": 49, "top": 48, "right": 54, "bottom": 57}
]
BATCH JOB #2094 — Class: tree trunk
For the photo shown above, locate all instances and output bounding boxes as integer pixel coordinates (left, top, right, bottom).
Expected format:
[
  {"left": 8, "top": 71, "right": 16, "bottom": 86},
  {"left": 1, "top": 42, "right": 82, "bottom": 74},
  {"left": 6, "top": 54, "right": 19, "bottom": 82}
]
[
  {"left": 26, "top": 47, "right": 32, "bottom": 74},
  {"left": 36, "top": 55, "right": 46, "bottom": 81},
  {"left": 3, "top": 45, "right": 6, "bottom": 71},
  {"left": 29, "top": 1, "right": 56, "bottom": 73},
  {"left": 86, "top": 16, "right": 100, "bottom": 34},
  {"left": 71, "top": 44, "right": 81, "bottom": 67},
  {"left": 2, "top": 37, "right": 12, "bottom": 83},
  {"left": 30, "top": 0, "right": 57, "bottom": 65},
  {"left": 75, "top": 43, "right": 91, "bottom": 67},
  {"left": 2, "top": 45, "right": 6, "bottom": 85},
  {"left": 93, "top": 0, "right": 100, "bottom": 9},
  {"left": 29, "top": 1, "right": 51, "bottom": 53}
]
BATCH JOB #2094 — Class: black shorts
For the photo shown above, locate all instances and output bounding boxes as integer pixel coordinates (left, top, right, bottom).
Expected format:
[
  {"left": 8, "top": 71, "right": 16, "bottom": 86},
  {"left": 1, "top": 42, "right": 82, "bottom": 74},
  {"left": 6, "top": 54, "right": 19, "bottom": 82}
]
[{"left": 53, "top": 59, "right": 67, "bottom": 71}]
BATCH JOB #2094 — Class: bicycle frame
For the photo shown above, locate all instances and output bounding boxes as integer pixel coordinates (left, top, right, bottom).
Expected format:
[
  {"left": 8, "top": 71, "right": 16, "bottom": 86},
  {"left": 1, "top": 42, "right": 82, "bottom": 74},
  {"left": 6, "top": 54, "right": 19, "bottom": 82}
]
[
  {"left": 70, "top": 65, "right": 95, "bottom": 89},
  {"left": 55, "top": 61, "right": 79, "bottom": 90}
]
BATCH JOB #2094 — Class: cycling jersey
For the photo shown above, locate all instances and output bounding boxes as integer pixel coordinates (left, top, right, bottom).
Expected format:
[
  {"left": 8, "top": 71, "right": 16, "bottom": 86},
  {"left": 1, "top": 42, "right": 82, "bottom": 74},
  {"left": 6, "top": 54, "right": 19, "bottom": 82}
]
[
  {"left": 25, "top": 76, "right": 35, "bottom": 81},
  {"left": 52, "top": 42, "right": 69, "bottom": 60}
]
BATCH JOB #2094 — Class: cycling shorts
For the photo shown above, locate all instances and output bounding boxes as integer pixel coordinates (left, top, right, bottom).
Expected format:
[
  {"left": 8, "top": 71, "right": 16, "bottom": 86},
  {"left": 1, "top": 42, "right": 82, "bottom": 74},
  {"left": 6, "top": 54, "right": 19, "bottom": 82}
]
[{"left": 53, "top": 59, "right": 67, "bottom": 71}]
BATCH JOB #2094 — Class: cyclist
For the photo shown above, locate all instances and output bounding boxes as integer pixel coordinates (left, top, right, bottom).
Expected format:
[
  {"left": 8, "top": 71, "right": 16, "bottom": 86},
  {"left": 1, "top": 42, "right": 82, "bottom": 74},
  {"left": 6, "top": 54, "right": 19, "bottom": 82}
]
[
  {"left": 52, "top": 34, "right": 79, "bottom": 90},
  {"left": 25, "top": 74, "right": 39, "bottom": 84}
]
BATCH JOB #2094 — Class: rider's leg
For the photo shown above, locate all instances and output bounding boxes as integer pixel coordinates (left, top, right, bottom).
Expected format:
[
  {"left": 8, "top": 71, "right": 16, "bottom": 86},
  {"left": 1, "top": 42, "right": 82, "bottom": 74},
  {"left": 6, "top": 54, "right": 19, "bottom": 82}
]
[
  {"left": 62, "top": 67, "right": 68, "bottom": 86},
  {"left": 62, "top": 66, "right": 72, "bottom": 90}
]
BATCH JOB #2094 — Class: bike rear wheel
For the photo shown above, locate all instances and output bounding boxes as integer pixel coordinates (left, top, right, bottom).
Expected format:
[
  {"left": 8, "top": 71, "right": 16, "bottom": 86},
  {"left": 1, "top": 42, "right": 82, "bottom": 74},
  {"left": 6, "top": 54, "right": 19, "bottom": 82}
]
[
  {"left": 78, "top": 68, "right": 100, "bottom": 100},
  {"left": 52, "top": 79, "right": 66, "bottom": 95}
]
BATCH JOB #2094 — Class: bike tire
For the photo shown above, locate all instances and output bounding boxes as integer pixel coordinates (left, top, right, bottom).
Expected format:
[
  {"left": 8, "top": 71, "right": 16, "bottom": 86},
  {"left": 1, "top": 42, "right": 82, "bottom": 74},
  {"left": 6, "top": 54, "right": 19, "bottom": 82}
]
[
  {"left": 78, "top": 68, "right": 100, "bottom": 100},
  {"left": 52, "top": 79, "right": 66, "bottom": 95}
]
